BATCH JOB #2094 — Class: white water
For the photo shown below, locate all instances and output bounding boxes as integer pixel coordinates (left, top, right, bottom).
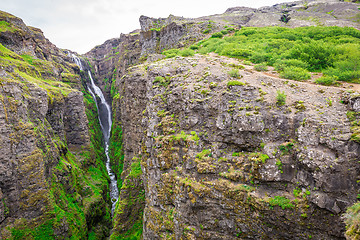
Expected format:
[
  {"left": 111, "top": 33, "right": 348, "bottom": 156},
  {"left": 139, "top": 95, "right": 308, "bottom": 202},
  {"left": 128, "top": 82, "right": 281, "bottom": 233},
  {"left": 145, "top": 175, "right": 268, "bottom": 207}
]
[{"left": 71, "top": 54, "right": 119, "bottom": 216}]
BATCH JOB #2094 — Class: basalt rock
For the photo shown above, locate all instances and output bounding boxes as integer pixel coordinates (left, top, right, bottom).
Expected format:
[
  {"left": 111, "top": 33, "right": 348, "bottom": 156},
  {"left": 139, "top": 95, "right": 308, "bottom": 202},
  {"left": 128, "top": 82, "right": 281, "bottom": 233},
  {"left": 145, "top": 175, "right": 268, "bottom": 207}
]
[
  {"left": 112, "top": 54, "right": 360, "bottom": 239},
  {"left": 0, "top": 10, "right": 111, "bottom": 239}
]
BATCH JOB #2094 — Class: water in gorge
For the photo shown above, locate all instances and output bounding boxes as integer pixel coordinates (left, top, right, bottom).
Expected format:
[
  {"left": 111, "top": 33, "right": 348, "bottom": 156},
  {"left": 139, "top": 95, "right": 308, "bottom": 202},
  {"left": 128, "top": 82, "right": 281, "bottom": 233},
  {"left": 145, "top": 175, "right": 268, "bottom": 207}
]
[{"left": 71, "top": 54, "right": 119, "bottom": 215}]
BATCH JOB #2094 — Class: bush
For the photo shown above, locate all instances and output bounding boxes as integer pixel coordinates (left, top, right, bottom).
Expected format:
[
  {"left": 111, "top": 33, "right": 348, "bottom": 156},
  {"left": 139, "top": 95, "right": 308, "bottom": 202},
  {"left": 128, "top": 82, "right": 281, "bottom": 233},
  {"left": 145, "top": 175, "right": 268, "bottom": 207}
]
[
  {"left": 162, "top": 49, "right": 179, "bottom": 58},
  {"left": 227, "top": 80, "right": 245, "bottom": 86},
  {"left": 250, "top": 52, "right": 271, "bottom": 64},
  {"left": 180, "top": 48, "right": 195, "bottom": 57},
  {"left": 289, "top": 40, "right": 336, "bottom": 71},
  {"left": 189, "top": 45, "right": 199, "bottom": 50},
  {"left": 220, "top": 30, "right": 229, "bottom": 35},
  {"left": 273, "top": 59, "right": 309, "bottom": 71},
  {"left": 276, "top": 90, "right": 286, "bottom": 106},
  {"left": 280, "top": 66, "right": 311, "bottom": 81},
  {"left": 211, "top": 32, "right": 224, "bottom": 38},
  {"left": 254, "top": 64, "right": 268, "bottom": 71},
  {"left": 203, "top": 29, "right": 211, "bottom": 34},
  {"left": 228, "top": 69, "right": 241, "bottom": 78},
  {"left": 192, "top": 26, "right": 360, "bottom": 83},
  {"left": 315, "top": 76, "right": 338, "bottom": 86}
]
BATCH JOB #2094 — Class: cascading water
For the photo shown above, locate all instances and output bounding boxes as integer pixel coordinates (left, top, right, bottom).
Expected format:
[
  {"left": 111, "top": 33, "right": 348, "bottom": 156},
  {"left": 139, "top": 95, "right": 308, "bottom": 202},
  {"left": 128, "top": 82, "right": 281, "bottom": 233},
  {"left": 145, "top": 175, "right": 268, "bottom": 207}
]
[{"left": 70, "top": 54, "right": 119, "bottom": 216}]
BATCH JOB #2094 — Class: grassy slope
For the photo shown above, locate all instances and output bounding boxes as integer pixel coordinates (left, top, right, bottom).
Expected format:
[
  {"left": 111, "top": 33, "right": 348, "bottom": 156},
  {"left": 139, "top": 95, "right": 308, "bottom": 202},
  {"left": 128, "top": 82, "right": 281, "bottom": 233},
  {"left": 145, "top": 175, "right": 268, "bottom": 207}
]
[{"left": 164, "top": 26, "right": 360, "bottom": 85}]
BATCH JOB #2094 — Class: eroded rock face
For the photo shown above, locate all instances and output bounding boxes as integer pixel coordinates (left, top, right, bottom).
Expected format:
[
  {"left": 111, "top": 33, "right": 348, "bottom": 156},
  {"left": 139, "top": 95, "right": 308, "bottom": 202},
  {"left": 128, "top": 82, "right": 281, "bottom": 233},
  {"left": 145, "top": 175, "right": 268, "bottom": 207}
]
[
  {"left": 113, "top": 54, "right": 360, "bottom": 239},
  {"left": 0, "top": 11, "right": 110, "bottom": 239}
]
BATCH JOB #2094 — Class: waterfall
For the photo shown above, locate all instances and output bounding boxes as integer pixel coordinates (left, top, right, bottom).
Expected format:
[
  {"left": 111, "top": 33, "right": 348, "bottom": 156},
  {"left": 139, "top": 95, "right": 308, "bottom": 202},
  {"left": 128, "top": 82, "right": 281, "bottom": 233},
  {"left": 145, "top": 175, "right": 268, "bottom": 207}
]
[{"left": 70, "top": 54, "right": 119, "bottom": 216}]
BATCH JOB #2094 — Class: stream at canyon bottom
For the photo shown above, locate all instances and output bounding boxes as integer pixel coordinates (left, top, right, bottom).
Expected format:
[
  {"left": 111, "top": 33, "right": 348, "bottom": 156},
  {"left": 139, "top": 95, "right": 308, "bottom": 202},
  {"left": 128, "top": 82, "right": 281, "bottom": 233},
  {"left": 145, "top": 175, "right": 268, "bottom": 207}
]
[{"left": 71, "top": 54, "right": 119, "bottom": 216}]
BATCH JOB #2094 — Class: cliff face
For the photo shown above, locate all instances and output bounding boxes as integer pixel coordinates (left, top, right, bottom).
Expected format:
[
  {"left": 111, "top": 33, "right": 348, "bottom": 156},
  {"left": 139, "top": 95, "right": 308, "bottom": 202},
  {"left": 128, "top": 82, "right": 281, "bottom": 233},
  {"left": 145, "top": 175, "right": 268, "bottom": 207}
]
[
  {"left": 0, "top": 11, "right": 111, "bottom": 239},
  {"left": 2, "top": 0, "right": 360, "bottom": 239},
  {"left": 113, "top": 53, "right": 360, "bottom": 239},
  {"left": 104, "top": 1, "right": 360, "bottom": 239}
]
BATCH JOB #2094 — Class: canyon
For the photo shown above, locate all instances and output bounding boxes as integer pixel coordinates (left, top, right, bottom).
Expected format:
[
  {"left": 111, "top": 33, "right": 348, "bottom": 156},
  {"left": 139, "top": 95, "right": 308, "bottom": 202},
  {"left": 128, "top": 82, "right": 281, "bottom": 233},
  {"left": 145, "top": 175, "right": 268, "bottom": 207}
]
[{"left": 1, "top": 0, "right": 360, "bottom": 239}]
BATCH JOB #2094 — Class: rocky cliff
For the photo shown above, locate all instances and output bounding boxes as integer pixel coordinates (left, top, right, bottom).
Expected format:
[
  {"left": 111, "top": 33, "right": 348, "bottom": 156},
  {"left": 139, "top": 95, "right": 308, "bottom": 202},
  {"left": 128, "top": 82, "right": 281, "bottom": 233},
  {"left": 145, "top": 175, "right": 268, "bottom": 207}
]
[
  {"left": 1, "top": 0, "right": 360, "bottom": 239},
  {"left": 105, "top": 0, "right": 360, "bottom": 239},
  {"left": 111, "top": 52, "right": 360, "bottom": 239},
  {"left": 0, "top": 10, "right": 111, "bottom": 239}
]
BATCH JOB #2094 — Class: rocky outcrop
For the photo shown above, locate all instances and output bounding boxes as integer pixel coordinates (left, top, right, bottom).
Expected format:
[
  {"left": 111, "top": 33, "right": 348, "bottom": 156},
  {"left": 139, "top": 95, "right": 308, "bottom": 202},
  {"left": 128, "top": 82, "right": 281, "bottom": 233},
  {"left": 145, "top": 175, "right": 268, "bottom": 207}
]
[
  {"left": 85, "top": 31, "right": 142, "bottom": 101},
  {"left": 112, "top": 53, "right": 360, "bottom": 239}
]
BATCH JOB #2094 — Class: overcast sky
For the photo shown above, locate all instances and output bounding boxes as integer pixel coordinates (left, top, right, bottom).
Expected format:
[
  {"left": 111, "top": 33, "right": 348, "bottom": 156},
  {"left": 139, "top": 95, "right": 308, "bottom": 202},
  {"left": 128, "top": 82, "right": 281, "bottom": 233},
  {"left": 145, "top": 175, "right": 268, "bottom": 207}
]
[{"left": 1, "top": 0, "right": 287, "bottom": 54}]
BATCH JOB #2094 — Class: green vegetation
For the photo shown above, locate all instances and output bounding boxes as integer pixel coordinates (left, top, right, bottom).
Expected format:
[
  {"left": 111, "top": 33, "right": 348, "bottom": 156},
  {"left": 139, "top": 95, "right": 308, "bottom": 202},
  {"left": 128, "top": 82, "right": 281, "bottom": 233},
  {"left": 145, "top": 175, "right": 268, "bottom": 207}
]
[
  {"left": 279, "top": 142, "right": 294, "bottom": 155},
  {"left": 153, "top": 76, "right": 171, "bottom": 87},
  {"left": 345, "top": 202, "right": 360, "bottom": 239},
  {"left": 0, "top": 21, "right": 16, "bottom": 32},
  {"left": 315, "top": 76, "right": 338, "bottom": 86},
  {"left": 162, "top": 48, "right": 194, "bottom": 58},
  {"left": 228, "top": 69, "right": 241, "bottom": 78},
  {"left": 193, "top": 26, "right": 360, "bottom": 83},
  {"left": 227, "top": 80, "right": 245, "bottom": 86},
  {"left": 268, "top": 196, "right": 295, "bottom": 210},
  {"left": 211, "top": 32, "right": 224, "bottom": 38},
  {"left": 254, "top": 64, "right": 268, "bottom": 72},
  {"left": 276, "top": 90, "right": 287, "bottom": 106},
  {"left": 196, "top": 149, "right": 212, "bottom": 159},
  {"left": 347, "top": 111, "right": 360, "bottom": 143},
  {"left": 279, "top": 66, "right": 311, "bottom": 81}
]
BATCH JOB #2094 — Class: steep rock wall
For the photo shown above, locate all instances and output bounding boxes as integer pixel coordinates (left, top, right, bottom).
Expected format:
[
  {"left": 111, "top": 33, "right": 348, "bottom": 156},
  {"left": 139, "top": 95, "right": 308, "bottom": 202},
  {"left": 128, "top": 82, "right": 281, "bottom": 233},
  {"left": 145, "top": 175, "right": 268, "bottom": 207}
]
[
  {"left": 0, "top": 11, "right": 111, "bottom": 239},
  {"left": 113, "top": 54, "right": 360, "bottom": 239}
]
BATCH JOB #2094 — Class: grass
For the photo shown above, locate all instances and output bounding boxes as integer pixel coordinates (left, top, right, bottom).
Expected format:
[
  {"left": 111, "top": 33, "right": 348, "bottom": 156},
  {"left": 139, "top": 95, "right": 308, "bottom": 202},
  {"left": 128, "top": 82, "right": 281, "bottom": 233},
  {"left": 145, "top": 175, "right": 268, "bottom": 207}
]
[
  {"left": 254, "top": 64, "right": 268, "bottom": 72},
  {"left": 228, "top": 69, "right": 241, "bottom": 78},
  {"left": 268, "top": 196, "right": 295, "bottom": 210},
  {"left": 276, "top": 91, "right": 287, "bottom": 106},
  {"left": 192, "top": 26, "right": 360, "bottom": 83}
]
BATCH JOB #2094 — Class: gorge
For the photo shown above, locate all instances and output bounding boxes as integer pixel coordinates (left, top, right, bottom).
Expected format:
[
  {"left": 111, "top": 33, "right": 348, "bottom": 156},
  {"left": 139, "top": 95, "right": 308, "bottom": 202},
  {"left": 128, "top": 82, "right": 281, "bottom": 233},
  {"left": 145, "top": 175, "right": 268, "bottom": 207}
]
[{"left": 1, "top": 0, "right": 360, "bottom": 239}]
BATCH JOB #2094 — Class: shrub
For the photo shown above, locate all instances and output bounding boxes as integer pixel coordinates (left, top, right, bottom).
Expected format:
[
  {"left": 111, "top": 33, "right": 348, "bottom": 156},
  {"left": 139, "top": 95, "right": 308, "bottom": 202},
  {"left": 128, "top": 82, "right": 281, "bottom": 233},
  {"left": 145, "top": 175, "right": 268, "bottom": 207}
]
[
  {"left": 180, "top": 48, "right": 195, "bottom": 57},
  {"left": 228, "top": 69, "right": 241, "bottom": 78},
  {"left": 223, "top": 48, "right": 253, "bottom": 58},
  {"left": 289, "top": 40, "right": 336, "bottom": 71},
  {"left": 203, "top": 29, "right": 211, "bottom": 34},
  {"left": 280, "top": 66, "right": 311, "bottom": 81},
  {"left": 315, "top": 76, "right": 338, "bottom": 86},
  {"left": 276, "top": 90, "right": 286, "bottom": 106},
  {"left": 211, "top": 32, "right": 224, "bottom": 38},
  {"left": 189, "top": 45, "right": 199, "bottom": 50},
  {"left": 254, "top": 64, "right": 268, "bottom": 72},
  {"left": 162, "top": 49, "right": 179, "bottom": 58},
  {"left": 220, "top": 30, "right": 229, "bottom": 35},
  {"left": 227, "top": 80, "right": 245, "bottom": 86},
  {"left": 273, "top": 59, "right": 309, "bottom": 71},
  {"left": 250, "top": 52, "right": 271, "bottom": 64}
]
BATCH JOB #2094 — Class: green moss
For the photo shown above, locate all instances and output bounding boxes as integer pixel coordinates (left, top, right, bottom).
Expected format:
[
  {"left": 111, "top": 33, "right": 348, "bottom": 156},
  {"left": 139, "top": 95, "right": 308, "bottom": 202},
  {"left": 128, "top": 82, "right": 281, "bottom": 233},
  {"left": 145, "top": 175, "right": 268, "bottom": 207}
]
[
  {"left": 0, "top": 21, "right": 16, "bottom": 32},
  {"left": 129, "top": 157, "right": 142, "bottom": 178},
  {"left": 347, "top": 111, "right": 360, "bottom": 143},
  {"left": 196, "top": 149, "right": 212, "bottom": 159}
]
